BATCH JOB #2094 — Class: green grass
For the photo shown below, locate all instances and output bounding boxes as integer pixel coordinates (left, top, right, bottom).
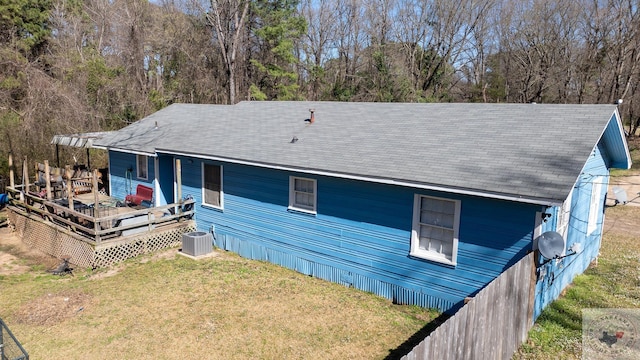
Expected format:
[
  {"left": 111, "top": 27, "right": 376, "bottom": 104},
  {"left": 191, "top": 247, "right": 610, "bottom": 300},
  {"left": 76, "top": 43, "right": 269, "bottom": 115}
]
[
  {"left": 514, "top": 204, "right": 640, "bottom": 359},
  {"left": 0, "top": 244, "right": 440, "bottom": 359}
]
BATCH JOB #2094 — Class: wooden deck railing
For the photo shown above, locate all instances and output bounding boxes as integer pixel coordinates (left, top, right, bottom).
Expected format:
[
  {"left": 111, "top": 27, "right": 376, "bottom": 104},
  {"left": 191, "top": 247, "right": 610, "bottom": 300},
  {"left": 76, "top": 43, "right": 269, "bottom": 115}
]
[{"left": 5, "top": 186, "right": 195, "bottom": 244}]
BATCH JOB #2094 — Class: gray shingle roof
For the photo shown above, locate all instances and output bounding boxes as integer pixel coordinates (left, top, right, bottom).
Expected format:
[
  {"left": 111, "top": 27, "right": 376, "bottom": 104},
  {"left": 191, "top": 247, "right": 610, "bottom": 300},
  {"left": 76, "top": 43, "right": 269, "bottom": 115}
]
[{"left": 95, "top": 102, "right": 621, "bottom": 205}]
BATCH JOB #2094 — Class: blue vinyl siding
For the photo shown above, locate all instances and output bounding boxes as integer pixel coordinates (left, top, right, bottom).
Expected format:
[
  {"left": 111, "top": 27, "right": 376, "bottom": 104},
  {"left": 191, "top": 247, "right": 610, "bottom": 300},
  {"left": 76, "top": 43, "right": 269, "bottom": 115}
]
[
  {"left": 169, "top": 155, "right": 539, "bottom": 312},
  {"left": 108, "top": 147, "right": 616, "bottom": 316},
  {"left": 533, "top": 142, "right": 610, "bottom": 319},
  {"left": 108, "top": 151, "right": 155, "bottom": 201}
]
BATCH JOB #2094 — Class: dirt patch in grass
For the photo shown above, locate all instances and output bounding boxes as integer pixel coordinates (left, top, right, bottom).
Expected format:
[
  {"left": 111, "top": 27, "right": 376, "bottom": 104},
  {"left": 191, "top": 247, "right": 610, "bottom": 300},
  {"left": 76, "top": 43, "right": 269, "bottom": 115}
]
[
  {"left": 605, "top": 172, "right": 640, "bottom": 237},
  {"left": 14, "top": 291, "right": 92, "bottom": 326},
  {"left": 603, "top": 204, "right": 640, "bottom": 237},
  {"left": 0, "top": 214, "right": 60, "bottom": 275},
  {"left": 0, "top": 251, "right": 30, "bottom": 276}
]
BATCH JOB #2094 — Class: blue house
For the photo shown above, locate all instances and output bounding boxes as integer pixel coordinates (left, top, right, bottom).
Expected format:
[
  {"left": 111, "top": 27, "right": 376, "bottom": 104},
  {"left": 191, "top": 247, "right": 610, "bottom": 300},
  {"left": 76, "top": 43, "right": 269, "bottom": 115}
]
[{"left": 94, "top": 102, "right": 631, "bottom": 316}]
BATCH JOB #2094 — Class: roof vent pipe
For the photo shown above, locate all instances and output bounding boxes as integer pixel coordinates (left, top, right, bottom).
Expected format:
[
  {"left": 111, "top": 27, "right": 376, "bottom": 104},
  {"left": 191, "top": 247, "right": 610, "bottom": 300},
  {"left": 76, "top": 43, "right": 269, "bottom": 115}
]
[{"left": 309, "top": 109, "right": 315, "bottom": 124}]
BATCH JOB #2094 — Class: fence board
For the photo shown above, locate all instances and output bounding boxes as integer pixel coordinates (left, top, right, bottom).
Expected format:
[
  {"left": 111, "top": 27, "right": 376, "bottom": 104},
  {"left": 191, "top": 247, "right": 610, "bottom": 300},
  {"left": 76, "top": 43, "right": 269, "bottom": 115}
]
[
  {"left": 490, "top": 278, "right": 499, "bottom": 359},
  {"left": 477, "top": 290, "right": 489, "bottom": 358},
  {"left": 401, "top": 252, "right": 535, "bottom": 360},
  {"left": 462, "top": 300, "right": 476, "bottom": 360},
  {"left": 453, "top": 308, "right": 467, "bottom": 358},
  {"left": 495, "top": 274, "right": 506, "bottom": 359},
  {"left": 504, "top": 271, "right": 516, "bottom": 360},
  {"left": 442, "top": 319, "right": 453, "bottom": 355}
]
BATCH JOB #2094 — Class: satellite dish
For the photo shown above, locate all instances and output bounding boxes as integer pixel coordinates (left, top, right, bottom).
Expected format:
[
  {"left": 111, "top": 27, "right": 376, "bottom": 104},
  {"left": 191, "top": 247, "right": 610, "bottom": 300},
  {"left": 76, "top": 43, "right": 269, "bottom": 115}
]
[
  {"left": 612, "top": 186, "right": 628, "bottom": 205},
  {"left": 535, "top": 231, "right": 565, "bottom": 259}
]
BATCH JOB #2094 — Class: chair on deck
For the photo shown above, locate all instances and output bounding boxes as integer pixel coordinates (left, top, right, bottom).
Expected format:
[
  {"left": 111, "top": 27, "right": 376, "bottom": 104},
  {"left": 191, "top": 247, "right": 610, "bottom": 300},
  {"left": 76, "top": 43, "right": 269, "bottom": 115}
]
[{"left": 125, "top": 184, "right": 154, "bottom": 206}]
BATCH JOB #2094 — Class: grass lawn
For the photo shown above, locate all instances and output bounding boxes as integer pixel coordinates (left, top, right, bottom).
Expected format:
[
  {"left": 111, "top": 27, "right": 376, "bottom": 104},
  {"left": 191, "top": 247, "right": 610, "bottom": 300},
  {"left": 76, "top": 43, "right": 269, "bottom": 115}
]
[{"left": 0, "top": 226, "right": 439, "bottom": 360}]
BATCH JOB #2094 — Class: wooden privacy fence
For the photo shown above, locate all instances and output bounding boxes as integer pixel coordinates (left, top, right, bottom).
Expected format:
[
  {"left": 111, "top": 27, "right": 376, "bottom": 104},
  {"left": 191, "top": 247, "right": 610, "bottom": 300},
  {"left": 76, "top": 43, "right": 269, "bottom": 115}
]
[{"left": 402, "top": 252, "right": 536, "bottom": 360}]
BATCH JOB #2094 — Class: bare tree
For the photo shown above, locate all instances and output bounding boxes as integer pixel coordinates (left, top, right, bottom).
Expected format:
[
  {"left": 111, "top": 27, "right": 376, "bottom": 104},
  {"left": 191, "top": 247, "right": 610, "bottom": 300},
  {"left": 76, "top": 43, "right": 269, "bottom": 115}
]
[
  {"left": 146, "top": 1, "right": 227, "bottom": 105},
  {"left": 299, "top": 0, "right": 338, "bottom": 100},
  {"left": 388, "top": 0, "right": 495, "bottom": 101},
  {"left": 328, "top": 0, "right": 366, "bottom": 100},
  {"left": 203, "top": 0, "right": 250, "bottom": 104},
  {"left": 458, "top": 0, "right": 499, "bottom": 102}
]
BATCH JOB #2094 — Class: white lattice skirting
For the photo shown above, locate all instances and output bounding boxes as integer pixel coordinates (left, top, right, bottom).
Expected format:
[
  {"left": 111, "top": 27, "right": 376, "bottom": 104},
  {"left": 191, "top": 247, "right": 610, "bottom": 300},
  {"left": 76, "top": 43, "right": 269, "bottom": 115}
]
[{"left": 8, "top": 209, "right": 196, "bottom": 268}]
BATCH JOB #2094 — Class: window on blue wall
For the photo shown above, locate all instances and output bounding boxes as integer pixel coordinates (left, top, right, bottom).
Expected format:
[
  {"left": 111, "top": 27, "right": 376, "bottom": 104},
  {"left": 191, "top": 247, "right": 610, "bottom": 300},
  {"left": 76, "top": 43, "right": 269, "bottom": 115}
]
[
  {"left": 289, "top": 176, "right": 316, "bottom": 213},
  {"left": 202, "top": 164, "right": 223, "bottom": 208},
  {"left": 411, "top": 195, "right": 460, "bottom": 266},
  {"left": 557, "top": 189, "right": 573, "bottom": 240},
  {"left": 136, "top": 155, "right": 148, "bottom": 180},
  {"left": 587, "top": 177, "right": 603, "bottom": 235},
  {"left": 554, "top": 189, "right": 573, "bottom": 259}
]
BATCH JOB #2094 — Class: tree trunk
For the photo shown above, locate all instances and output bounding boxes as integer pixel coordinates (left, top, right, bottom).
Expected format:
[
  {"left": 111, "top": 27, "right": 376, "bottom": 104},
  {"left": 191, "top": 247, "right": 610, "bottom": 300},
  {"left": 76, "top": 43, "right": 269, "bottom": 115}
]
[{"left": 206, "top": 0, "right": 250, "bottom": 104}]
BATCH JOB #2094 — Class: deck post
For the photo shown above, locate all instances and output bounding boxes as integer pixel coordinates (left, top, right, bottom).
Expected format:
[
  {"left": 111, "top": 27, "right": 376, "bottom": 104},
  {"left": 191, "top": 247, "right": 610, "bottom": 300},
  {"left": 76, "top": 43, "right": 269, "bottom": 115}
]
[
  {"left": 22, "top": 157, "right": 29, "bottom": 193},
  {"left": 176, "top": 159, "right": 182, "bottom": 212},
  {"left": 93, "top": 171, "right": 101, "bottom": 243},
  {"left": 92, "top": 169, "right": 101, "bottom": 242},
  {"left": 8, "top": 152, "right": 14, "bottom": 188},
  {"left": 44, "top": 160, "right": 52, "bottom": 201},
  {"left": 22, "top": 156, "right": 29, "bottom": 193},
  {"left": 65, "top": 165, "right": 73, "bottom": 211},
  {"left": 92, "top": 169, "right": 100, "bottom": 218}
]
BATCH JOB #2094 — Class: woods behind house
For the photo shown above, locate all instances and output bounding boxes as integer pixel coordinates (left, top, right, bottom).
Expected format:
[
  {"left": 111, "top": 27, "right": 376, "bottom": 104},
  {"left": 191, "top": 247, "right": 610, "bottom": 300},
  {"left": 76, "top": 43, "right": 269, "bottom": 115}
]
[{"left": 2, "top": 0, "right": 640, "bottom": 177}]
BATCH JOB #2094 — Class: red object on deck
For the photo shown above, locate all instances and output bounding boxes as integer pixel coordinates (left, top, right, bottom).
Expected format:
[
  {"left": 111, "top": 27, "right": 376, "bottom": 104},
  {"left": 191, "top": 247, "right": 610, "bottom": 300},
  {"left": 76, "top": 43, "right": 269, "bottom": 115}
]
[{"left": 125, "top": 184, "right": 153, "bottom": 205}]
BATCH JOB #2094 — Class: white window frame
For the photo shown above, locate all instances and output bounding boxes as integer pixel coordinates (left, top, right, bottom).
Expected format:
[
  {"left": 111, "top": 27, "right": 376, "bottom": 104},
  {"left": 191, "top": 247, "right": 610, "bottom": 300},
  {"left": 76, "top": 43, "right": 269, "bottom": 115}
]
[
  {"left": 533, "top": 210, "right": 544, "bottom": 246},
  {"left": 555, "top": 188, "right": 573, "bottom": 259},
  {"left": 410, "top": 194, "right": 461, "bottom": 266},
  {"left": 202, "top": 163, "right": 223, "bottom": 209},
  {"left": 136, "top": 154, "right": 148, "bottom": 180},
  {"left": 288, "top": 176, "right": 317, "bottom": 214},
  {"left": 557, "top": 189, "right": 573, "bottom": 241},
  {"left": 587, "top": 177, "right": 603, "bottom": 235}
]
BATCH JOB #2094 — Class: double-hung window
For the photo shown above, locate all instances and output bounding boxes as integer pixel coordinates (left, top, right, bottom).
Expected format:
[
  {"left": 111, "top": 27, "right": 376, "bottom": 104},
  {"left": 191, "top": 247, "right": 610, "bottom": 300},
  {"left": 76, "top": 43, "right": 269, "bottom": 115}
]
[
  {"left": 202, "top": 163, "right": 223, "bottom": 209},
  {"left": 411, "top": 195, "right": 460, "bottom": 265},
  {"left": 587, "top": 178, "right": 603, "bottom": 235},
  {"left": 554, "top": 188, "right": 573, "bottom": 260},
  {"left": 136, "top": 155, "right": 148, "bottom": 180},
  {"left": 557, "top": 189, "right": 573, "bottom": 240},
  {"left": 289, "top": 176, "right": 316, "bottom": 213}
]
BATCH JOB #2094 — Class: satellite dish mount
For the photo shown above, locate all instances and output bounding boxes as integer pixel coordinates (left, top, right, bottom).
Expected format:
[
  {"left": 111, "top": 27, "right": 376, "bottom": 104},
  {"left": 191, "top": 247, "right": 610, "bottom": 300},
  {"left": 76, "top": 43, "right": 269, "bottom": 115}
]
[{"left": 533, "top": 231, "right": 580, "bottom": 266}]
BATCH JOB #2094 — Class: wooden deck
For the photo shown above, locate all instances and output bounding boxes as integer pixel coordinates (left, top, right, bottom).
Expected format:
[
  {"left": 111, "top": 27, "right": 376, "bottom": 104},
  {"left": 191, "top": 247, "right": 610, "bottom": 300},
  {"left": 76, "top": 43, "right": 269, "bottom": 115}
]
[
  {"left": 7, "top": 185, "right": 194, "bottom": 239},
  {"left": 3, "top": 155, "right": 200, "bottom": 267},
  {"left": 5, "top": 186, "right": 197, "bottom": 268}
]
